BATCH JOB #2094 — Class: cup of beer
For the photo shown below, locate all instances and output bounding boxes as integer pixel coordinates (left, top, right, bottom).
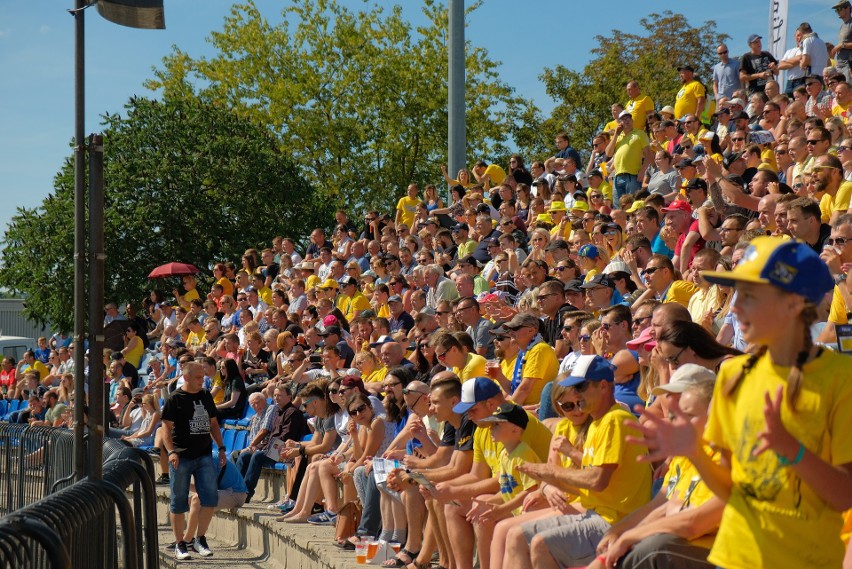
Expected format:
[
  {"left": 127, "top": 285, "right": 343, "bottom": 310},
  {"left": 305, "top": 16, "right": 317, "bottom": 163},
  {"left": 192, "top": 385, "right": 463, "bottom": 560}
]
[{"left": 355, "top": 542, "right": 367, "bottom": 564}]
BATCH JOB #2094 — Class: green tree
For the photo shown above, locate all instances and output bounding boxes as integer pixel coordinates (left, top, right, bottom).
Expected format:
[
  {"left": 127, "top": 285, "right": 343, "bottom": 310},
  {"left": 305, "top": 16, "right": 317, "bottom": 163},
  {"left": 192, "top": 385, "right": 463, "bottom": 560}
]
[
  {"left": 145, "top": 0, "right": 534, "bottom": 211},
  {"left": 0, "top": 95, "right": 326, "bottom": 332},
  {"left": 539, "top": 11, "right": 729, "bottom": 158}
]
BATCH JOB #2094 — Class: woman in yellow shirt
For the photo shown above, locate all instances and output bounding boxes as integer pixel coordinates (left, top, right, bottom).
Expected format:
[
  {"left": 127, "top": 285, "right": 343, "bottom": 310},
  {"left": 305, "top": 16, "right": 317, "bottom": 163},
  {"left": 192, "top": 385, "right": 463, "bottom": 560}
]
[{"left": 633, "top": 237, "right": 852, "bottom": 569}]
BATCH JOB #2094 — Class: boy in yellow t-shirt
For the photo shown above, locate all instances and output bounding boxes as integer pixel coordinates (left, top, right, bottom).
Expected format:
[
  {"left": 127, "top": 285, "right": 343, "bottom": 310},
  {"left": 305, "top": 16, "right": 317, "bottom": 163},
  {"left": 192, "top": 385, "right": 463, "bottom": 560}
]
[{"left": 471, "top": 403, "right": 540, "bottom": 520}]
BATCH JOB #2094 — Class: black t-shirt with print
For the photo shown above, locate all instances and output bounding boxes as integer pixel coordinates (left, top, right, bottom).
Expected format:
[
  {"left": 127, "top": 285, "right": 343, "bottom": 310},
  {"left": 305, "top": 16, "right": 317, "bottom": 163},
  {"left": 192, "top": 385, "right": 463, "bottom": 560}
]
[{"left": 162, "top": 388, "right": 218, "bottom": 459}]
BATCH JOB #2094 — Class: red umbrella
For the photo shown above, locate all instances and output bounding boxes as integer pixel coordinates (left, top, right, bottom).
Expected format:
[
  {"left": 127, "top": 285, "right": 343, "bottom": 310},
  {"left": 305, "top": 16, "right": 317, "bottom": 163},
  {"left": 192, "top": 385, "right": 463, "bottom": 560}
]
[{"left": 148, "top": 262, "right": 201, "bottom": 278}]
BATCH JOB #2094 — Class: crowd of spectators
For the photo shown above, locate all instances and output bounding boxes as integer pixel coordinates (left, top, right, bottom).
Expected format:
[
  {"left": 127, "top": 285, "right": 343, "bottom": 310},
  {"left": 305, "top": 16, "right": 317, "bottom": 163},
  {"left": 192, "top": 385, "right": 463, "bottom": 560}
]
[{"left": 8, "top": 8, "right": 852, "bottom": 568}]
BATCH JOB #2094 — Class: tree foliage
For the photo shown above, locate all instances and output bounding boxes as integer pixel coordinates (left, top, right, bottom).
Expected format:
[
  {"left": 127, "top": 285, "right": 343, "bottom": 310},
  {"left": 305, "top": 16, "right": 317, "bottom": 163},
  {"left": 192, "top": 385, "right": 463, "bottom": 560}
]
[
  {"left": 0, "top": 95, "right": 326, "bottom": 332},
  {"left": 539, "top": 11, "right": 729, "bottom": 157},
  {"left": 145, "top": 0, "right": 535, "bottom": 211}
]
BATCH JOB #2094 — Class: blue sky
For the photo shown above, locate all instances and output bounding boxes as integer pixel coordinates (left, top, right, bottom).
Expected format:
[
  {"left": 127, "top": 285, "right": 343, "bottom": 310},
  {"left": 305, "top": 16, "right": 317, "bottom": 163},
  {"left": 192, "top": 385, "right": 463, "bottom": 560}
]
[{"left": 0, "top": 0, "right": 839, "bottom": 234}]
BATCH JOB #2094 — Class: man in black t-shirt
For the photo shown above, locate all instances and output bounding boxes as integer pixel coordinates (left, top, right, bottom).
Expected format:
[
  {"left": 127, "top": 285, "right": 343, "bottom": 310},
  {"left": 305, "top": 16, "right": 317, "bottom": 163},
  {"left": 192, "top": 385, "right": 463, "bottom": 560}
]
[
  {"left": 740, "top": 34, "right": 778, "bottom": 94},
  {"left": 161, "top": 362, "right": 226, "bottom": 560}
]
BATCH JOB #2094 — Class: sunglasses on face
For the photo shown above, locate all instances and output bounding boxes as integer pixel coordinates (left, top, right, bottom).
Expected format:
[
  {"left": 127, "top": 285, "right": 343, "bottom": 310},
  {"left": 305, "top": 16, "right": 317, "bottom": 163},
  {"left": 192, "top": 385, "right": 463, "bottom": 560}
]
[
  {"left": 827, "top": 237, "right": 850, "bottom": 247},
  {"left": 561, "top": 325, "right": 574, "bottom": 333},
  {"left": 349, "top": 403, "right": 369, "bottom": 416},
  {"left": 643, "top": 266, "right": 661, "bottom": 276},
  {"left": 579, "top": 334, "right": 591, "bottom": 342},
  {"left": 558, "top": 400, "right": 581, "bottom": 413}
]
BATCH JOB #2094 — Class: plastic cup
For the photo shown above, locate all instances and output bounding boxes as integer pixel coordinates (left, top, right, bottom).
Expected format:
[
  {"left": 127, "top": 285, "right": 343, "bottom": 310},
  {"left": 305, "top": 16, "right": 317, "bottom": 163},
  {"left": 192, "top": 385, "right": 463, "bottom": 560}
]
[
  {"left": 355, "top": 543, "right": 367, "bottom": 564},
  {"left": 391, "top": 542, "right": 401, "bottom": 554},
  {"left": 485, "top": 360, "right": 499, "bottom": 379},
  {"left": 367, "top": 540, "right": 379, "bottom": 560}
]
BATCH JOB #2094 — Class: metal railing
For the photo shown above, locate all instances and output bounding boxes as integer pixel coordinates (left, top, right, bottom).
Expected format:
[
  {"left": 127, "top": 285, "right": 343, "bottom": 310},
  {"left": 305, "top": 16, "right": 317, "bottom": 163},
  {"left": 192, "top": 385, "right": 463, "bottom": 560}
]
[
  {"left": 0, "top": 424, "right": 160, "bottom": 568},
  {"left": 0, "top": 424, "right": 76, "bottom": 514}
]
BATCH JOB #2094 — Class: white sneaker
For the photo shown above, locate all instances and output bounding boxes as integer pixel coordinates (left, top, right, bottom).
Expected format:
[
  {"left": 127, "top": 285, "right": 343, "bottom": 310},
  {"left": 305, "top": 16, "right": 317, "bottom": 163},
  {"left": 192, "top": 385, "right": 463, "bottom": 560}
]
[
  {"left": 192, "top": 536, "right": 213, "bottom": 557},
  {"left": 174, "top": 541, "right": 192, "bottom": 561},
  {"left": 267, "top": 498, "right": 292, "bottom": 511}
]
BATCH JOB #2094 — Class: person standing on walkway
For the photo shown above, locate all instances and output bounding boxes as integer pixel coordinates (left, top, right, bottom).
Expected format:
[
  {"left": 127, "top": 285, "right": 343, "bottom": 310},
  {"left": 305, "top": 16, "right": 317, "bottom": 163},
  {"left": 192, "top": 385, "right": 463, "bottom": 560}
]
[{"left": 161, "top": 361, "right": 226, "bottom": 560}]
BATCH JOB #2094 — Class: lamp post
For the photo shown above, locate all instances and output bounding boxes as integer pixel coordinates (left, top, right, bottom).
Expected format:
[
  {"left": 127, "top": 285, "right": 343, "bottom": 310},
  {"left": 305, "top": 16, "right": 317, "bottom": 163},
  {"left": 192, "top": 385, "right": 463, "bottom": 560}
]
[
  {"left": 447, "top": 0, "right": 465, "bottom": 199},
  {"left": 69, "top": 0, "right": 164, "bottom": 481}
]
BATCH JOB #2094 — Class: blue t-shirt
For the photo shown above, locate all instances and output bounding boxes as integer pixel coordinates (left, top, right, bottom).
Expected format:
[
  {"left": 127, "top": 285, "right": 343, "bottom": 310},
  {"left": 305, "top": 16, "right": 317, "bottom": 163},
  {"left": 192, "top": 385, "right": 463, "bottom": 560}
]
[{"left": 34, "top": 348, "right": 51, "bottom": 364}]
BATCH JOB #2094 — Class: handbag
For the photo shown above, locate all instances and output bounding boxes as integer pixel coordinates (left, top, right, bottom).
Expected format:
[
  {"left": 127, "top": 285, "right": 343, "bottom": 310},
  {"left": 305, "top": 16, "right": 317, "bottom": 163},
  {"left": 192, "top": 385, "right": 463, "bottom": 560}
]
[{"left": 334, "top": 499, "right": 362, "bottom": 542}]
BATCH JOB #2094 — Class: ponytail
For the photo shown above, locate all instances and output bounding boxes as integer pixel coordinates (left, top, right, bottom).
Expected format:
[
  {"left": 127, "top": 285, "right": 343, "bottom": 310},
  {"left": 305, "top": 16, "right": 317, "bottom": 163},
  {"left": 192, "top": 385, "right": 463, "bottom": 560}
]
[{"left": 786, "top": 302, "right": 818, "bottom": 412}]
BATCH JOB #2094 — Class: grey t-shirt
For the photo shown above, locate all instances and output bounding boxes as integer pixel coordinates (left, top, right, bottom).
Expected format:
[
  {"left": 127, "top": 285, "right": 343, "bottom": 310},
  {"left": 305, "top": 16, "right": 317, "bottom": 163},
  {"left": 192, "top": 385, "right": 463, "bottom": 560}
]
[
  {"left": 467, "top": 318, "right": 495, "bottom": 359},
  {"left": 840, "top": 19, "right": 852, "bottom": 61},
  {"left": 648, "top": 169, "right": 681, "bottom": 196}
]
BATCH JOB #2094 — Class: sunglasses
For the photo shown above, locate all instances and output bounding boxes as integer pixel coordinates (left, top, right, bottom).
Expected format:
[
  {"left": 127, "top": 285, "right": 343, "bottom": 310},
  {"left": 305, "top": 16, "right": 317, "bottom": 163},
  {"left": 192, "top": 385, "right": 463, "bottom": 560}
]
[
  {"left": 579, "top": 334, "right": 591, "bottom": 342},
  {"left": 328, "top": 389, "right": 340, "bottom": 395},
  {"left": 731, "top": 137, "right": 746, "bottom": 142},
  {"left": 643, "top": 266, "right": 661, "bottom": 276},
  {"left": 806, "top": 139, "right": 825, "bottom": 145},
  {"left": 561, "top": 326, "right": 574, "bottom": 333},
  {"left": 633, "top": 315, "right": 651, "bottom": 326},
  {"left": 403, "top": 387, "right": 428, "bottom": 396},
  {"left": 435, "top": 349, "right": 449, "bottom": 360},
  {"left": 494, "top": 335, "right": 510, "bottom": 342},
  {"left": 349, "top": 403, "right": 369, "bottom": 416},
  {"left": 827, "top": 237, "right": 850, "bottom": 247},
  {"left": 557, "top": 400, "right": 581, "bottom": 413}
]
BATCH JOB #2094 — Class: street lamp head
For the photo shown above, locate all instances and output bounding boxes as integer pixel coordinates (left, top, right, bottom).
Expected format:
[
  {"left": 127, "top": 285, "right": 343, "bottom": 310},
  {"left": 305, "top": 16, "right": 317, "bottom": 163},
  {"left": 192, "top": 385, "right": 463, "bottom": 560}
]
[{"left": 95, "top": 0, "right": 165, "bottom": 30}]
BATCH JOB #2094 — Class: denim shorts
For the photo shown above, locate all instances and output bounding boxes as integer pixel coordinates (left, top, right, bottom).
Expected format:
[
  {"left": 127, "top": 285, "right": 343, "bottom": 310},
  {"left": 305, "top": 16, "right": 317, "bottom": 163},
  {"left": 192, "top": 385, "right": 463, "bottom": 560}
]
[{"left": 169, "top": 454, "right": 219, "bottom": 513}]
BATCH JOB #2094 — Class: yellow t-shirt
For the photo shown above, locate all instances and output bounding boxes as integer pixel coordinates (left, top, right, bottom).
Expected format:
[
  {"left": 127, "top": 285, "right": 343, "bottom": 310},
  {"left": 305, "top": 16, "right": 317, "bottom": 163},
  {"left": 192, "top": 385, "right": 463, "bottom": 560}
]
[
  {"left": 212, "top": 371, "right": 225, "bottom": 404},
  {"left": 583, "top": 269, "right": 600, "bottom": 283},
  {"left": 183, "top": 288, "right": 201, "bottom": 304},
  {"left": 30, "top": 360, "right": 49, "bottom": 381},
  {"left": 819, "top": 181, "right": 852, "bottom": 223},
  {"left": 498, "top": 442, "right": 540, "bottom": 514},
  {"left": 833, "top": 101, "right": 852, "bottom": 123},
  {"left": 760, "top": 148, "right": 778, "bottom": 173},
  {"left": 674, "top": 80, "right": 706, "bottom": 119},
  {"left": 457, "top": 238, "right": 477, "bottom": 260},
  {"left": 473, "top": 410, "right": 553, "bottom": 468},
  {"left": 256, "top": 285, "right": 273, "bottom": 306},
  {"left": 612, "top": 130, "right": 650, "bottom": 176},
  {"left": 364, "top": 366, "right": 388, "bottom": 384},
  {"left": 518, "top": 342, "right": 558, "bottom": 406},
  {"left": 217, "top": 277, "right": 234, "bottom": 298},
  {"left": 687, "top": 285, "right": 722, "bottom": 331},
  {"left": 552, "top": 418, "right": 583, "bottom": 470},
  {"left": 376, "top": 303, "right": 391, "bottom": 319},
  {"left": 626, "top": 95, "right": 655, "bottom": 131},
  {"left": 483, "top": 164, "right": 507, "bottom": 186},
  {"left": 185, "top": 330, "right": 207, "bottom": 353},
  {"left": 661, "top": 448, "right": 720, "bottom": 549},
  {"left": 704, "top": 351, "right": 852, "bottom": 569},
  {"left": 454, "top": 353, "right": 487, "bottom": 382},
  {"left": 578, "top": 404, "right": 652, "bottom": 524},
  {"left": 338, "top": 292, "right": 372, "bottom": 322},
  {"left": 604, "top": 119, "right": 619, "bottom": 134},
  {"left": 396, "top": 196, "right": 420, "bottom": 229},
  {"left": 662, "top": 280, "right": 699, "bottom": 307},
  {"left": 828, "top": 284, "right": 848, "bottom": 325}
]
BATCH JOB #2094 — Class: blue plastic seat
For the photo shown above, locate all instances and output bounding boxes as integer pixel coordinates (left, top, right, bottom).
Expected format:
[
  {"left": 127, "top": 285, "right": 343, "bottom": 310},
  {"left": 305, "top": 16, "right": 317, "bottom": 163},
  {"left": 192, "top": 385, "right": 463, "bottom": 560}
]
[
  {"left": 232, "top": 431, "right": 248, "bottom": 453},
  {"left": 221, "top": 429, "right": 236, "bottom": 455},
  {"left": 0, "top": 400, "right": 8, "bottom": 417}
]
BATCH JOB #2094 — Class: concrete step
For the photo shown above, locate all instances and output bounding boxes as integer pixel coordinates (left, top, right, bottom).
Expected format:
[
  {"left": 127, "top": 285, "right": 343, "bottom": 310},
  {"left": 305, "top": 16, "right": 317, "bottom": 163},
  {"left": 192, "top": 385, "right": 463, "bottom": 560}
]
[{"left": 154, "top": 485, "right": 362, "bottom": 569}]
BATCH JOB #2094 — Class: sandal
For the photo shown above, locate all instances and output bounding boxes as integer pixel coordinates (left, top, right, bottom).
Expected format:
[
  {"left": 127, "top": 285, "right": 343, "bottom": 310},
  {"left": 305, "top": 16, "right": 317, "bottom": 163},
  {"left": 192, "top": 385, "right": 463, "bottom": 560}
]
[
  {"left": 382, "top": 549, "right": 420, "bottom": 568},
  {"left": 333, "top": 538, "right": 355, "bottom": 551}
]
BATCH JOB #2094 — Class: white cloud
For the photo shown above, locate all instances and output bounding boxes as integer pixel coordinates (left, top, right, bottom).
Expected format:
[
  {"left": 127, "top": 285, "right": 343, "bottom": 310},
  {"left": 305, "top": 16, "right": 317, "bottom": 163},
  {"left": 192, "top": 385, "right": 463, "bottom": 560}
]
[{"left": 39, "top": 25, "right": 49, "bottom": 35}]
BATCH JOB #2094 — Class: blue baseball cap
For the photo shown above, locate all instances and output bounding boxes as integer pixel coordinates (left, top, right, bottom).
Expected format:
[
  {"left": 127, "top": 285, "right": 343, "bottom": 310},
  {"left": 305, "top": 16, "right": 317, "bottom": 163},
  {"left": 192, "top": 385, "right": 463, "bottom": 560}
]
[
  {"left": 578, "top": 244, "right": 600, "bottom": 259},
  {"left": 558, "top": 355, "right": 615, "bottom": 388},
  {"left": 452, "top": 376, "right": 501, "bottom": 414},
  {"left": 701, "top": 236, "right": 833, "bottom": 304}
]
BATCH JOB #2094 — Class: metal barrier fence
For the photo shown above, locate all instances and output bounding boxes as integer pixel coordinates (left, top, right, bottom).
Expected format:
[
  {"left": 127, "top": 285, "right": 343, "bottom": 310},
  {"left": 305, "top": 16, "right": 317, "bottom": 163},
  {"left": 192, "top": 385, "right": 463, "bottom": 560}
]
[
  {"left": 0, "top": 424, "right": 160, "bottom": 568},
  {"left": 0, "top": 424, "right": 76, "bottom": 514}
]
